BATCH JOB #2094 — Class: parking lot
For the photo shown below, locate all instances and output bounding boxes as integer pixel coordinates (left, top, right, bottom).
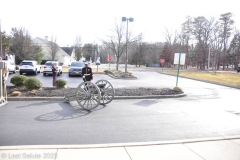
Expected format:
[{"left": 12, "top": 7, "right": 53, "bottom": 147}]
[{"left": 6, "top": 71, "right": 109, "bottom": 88}]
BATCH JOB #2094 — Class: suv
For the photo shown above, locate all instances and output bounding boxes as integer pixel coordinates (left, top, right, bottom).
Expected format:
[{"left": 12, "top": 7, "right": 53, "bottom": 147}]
[
  {"left": 68, "top": 61, "right": 84, "bottom": 77},
  {"left": 43, "top": 61, "right": 62, "bottom": 76},
  {"left": 19, "top": 60, "right": 41, "bottom": 75}
]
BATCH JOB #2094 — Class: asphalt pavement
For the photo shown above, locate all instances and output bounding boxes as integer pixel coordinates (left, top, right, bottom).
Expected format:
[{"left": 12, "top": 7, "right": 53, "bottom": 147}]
[{"left": 1, "top": 66, "right": 240, "bottom": 159}]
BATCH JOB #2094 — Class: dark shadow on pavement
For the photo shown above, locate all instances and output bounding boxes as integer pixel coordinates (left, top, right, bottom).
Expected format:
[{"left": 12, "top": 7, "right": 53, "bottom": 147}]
[
  {"left": 35, "top": 102, "right": 91, "bottom": 121},
  {"left": 134, "top": 99, "right": 159, "bottom": 107}
]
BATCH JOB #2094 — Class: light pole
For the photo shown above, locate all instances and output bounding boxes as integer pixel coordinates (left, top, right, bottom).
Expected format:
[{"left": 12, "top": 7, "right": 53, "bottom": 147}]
[
  {"left": 122, "top": 17, "right": 134, "bottom": 73},
  {"left": 0, "top": 19, "right": 2, "bottom": 57},
  {"left": 208, "top": 43, "right": 211, "bottom": 70}
]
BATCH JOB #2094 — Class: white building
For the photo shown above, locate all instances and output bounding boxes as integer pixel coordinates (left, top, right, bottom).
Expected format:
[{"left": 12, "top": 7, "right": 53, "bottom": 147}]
[{"left": 33, "top": 37, "right": 71, "bottom": 65}]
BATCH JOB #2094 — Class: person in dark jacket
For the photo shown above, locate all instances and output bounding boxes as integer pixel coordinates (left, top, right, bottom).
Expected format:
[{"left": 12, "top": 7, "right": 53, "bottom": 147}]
[
  {"left": 81, "top": 63, "right": 93, "bottom": 82},
  {"left": 52, "top": 63, "right": 57, "bottom": 86}
]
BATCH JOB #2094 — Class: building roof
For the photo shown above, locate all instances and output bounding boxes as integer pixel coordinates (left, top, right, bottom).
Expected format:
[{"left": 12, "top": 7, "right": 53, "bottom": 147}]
[{"left": 61, "top": 47, "right": 74, "bottom": 56}]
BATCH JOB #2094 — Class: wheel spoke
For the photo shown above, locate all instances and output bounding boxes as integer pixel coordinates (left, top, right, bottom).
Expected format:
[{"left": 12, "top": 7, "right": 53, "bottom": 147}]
[
  {"left": 75, "top": 81, "right": 100, "bottom": 110},
  {"left": 95, "top": 80, "right": 115, "bottom": 105}
]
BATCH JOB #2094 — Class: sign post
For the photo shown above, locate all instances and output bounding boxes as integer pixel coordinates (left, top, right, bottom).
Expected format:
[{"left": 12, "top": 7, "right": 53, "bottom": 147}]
[
  {"left": 176, "top": 53, "right": 181, "bottom": 86},
  {"left": 174, "top": 53, "right": 186, "bottom": 86},
  {"left": 108, "top": 55, "right": 113, "bottom": 70},
  {"left": 160, "top": 59, "right": 165, "bottom": 72}
]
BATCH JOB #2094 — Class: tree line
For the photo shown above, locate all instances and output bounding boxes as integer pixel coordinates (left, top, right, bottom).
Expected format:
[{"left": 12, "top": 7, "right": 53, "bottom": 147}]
[{"left": 1, "top": 12, "right": 239, "bottom": 70}]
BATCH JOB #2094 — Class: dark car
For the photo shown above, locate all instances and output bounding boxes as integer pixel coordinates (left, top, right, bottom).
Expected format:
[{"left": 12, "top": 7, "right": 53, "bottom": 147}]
[
  {"left": 237, "top": 65, "right": 240, "bottom": 73},
  {"left": 68, "top": 61, "right": 85, "bottom": 77}
]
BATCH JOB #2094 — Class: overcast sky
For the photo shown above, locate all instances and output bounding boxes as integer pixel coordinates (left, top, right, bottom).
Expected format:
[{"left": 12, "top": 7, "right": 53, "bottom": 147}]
[{"left": 0, "top": 0, "right": 239, "bottom": 47}]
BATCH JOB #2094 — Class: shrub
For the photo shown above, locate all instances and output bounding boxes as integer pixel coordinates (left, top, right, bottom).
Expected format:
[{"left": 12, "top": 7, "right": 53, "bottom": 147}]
[
  {"left": 10, "top": 75, "right": 28, "bottom": 86},
  {"left": 24, "top": 78, "right": 42, "bottom": 90},
  {"left": 55, "top": 78, "right": 67, "bottom": 88},
  {"left": 173, "top": 86, "right": 183, "bottom": 92}
]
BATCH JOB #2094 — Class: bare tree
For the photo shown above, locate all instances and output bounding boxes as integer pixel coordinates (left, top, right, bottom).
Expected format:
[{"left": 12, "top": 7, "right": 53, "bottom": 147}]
[
  {"left": 102, "top": 22, "right": 126, "bottom": 71},
  {"left": 74, "top": 36, "right": 82, "bottom": 61},
  {"left": 48, "top": 36, "right": 59, "bottom": 61},
  {"left": 1, "top": 31, "right": 12, "bottom": 56},
  {"left": 102, "top": 20, "right": 142, "bottom": 71},
  {"left": 9, "top": 27, "right": 42, "bottom": 63},
  {"left": 219, "top": 12, "right": 234, "bottom": 70},
  {"left": 228, "top": 30, "right": 240, "bottom": 69},
  {"left": 164, "top": 28, "right": 178, "bottom": 45},
  {"left": 190, "top": 16, "right": 215, "bottom": 69}
]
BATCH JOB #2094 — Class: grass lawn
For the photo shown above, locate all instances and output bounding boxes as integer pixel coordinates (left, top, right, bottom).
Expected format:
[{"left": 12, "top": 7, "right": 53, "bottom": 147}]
[{"left": 164, "top": 71, "right": 240, "bottom": 87}]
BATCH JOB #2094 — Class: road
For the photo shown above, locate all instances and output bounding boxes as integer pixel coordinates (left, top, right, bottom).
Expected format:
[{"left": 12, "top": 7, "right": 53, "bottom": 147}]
[{"left": 1, "top": 65, "right": 240, "bottom": 146}]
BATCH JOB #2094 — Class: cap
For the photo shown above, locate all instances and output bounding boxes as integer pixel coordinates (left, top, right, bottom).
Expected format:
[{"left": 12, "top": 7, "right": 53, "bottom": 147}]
[{"left": 85, "top": 62, "right": 88, "bottom": 65}]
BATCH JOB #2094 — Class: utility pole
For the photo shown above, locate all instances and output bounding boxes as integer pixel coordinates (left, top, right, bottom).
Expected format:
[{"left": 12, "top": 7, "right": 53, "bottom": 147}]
[
  {"left": 0, "top": 19, "right": 2, "bottom": 57},
  {"left": 208, "top": 44, "right": 210, "bottom": 70}
]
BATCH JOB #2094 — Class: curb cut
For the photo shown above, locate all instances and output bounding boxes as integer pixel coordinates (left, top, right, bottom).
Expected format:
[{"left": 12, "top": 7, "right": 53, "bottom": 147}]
[{"left": 7, "top": 93, "right": 187, "bottom": 101}]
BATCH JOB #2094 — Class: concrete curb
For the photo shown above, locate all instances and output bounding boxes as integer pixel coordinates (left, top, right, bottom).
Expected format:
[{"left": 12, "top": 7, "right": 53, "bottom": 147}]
[
  {"left": 107, "top": 73, "right": 138, "bottom": 80},
  {"left": 7, "top": 93, "right": 187, "bottom": 101},
  {"left": 1, "top": 135, "right": 240, "bottom": 150}
]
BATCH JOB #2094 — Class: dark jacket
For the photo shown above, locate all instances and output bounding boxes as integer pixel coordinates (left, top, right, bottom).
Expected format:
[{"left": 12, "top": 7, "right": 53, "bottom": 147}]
[
  {"left": 81, "top": 67, "right": 93, "bottom": 81},
  {"left": 52, "top": 66, "right": 57, "bottom": 76}
]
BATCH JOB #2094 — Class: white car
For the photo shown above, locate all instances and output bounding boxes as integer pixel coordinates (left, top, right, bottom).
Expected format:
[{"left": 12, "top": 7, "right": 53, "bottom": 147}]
[
  {"left": 43, "top": 61, "right": 62, "bottom": 76},
  {"left": 96, "top": 60, "right": 101, "bottom": 65},
  {"left": 19, "top": 60, "right": 41, "bottom": 75},
  {"left": 3, "top": 60, "right": 16, "bottom": 74}
]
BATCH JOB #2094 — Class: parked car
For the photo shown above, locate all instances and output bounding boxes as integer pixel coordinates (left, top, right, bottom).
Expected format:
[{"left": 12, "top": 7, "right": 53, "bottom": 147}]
[
  {"left": 96, "top": 60, "right": 101, "bottom": 65},
  {"left": 68, "top": 61, "right": 85, "bottom": 77},
  {"left": 19, "top": 60, "right": 41, "bottom": 75},
  {"left": 237, "top": 65, "right": 240, "bottom": 73},
  {"left": 3, "top": 60, "right": 16, "bottom": 74},
  {"left": 43, "top": 61, "right": 62, "bottom": 76}
]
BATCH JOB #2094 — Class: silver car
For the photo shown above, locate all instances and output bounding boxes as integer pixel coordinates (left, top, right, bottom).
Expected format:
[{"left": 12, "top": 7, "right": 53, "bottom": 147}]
[
  {"left": 68, "top": 61, "right": 85, "bottom": 77},
  {"left": 43, "top": 61, "right": 62, "bottom": 76}
]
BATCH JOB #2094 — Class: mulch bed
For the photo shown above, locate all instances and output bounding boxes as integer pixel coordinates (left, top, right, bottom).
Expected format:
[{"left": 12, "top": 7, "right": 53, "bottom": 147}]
[{"left": 6, "top": 86, "right": 183, "bottom": 97}]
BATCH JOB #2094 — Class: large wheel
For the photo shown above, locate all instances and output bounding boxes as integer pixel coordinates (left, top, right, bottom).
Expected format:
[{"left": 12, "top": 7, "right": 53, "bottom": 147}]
[
  {"left": 95, "top": 80, "right": 115, "bottom": 105},
  {"left": 75, "top": 81, "right": 101, "bottom": 110}
]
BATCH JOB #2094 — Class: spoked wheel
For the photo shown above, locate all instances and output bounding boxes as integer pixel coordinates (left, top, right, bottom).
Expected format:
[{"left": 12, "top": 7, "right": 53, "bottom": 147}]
[
  {"left": 75, "top": 81, "right": 101, "bottom": 110},
  {"left": 95, "top": 80, "right": 115, "bottom": 105}
]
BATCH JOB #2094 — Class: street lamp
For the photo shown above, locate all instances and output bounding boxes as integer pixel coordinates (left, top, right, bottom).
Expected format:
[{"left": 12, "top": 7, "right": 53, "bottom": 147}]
[{"left": 122, "top": 17, "right": 134, "bottom": 73}]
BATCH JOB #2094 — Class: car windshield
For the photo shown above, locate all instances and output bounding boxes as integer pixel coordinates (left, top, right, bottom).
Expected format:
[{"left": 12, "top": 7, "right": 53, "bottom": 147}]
[
  {"left": 71, "top": 62, "right": 84, "bottom": 67},
  {"left": 21, "top": 62, "right": 32, "bottom": 65},
  {"left": 45, "top": 62, "right": 53, "bottom": 66}
]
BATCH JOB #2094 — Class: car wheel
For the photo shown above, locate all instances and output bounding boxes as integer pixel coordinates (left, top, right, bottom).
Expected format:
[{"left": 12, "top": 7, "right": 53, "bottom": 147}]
[
  {"left": 43, "top": 73, "right": 46, "bottom": 76},
  {"left": 13, "top": 70, "right": 16, "bottom": 74},
  {"left": 57, "top": 71, "right": 60, "bottom": 76},
  {"left": 20, "top": 71, "right": 23, "bottom": 75},
  {"left": 69, "top": 74, "right": 71, "bottom": 77}
]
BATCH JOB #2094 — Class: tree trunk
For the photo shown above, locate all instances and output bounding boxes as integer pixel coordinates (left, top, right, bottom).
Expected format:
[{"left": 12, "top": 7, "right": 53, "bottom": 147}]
[{"left": 116, "top": 57, "right": 119, "bottom": 71}]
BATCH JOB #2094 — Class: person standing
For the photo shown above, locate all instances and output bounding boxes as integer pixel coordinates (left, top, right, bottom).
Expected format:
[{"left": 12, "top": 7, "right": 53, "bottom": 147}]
[
  {"left": 0, "top": 57, "right": 9, "bottom": 100},
  {"left": 0, "top": 57, "right": 9, "bottom": 81},
  {"left": 52, "top": 63, "right": 57, "bottom": 86},
  {"left": 81, "top": 63, "right": 93, "bottom": 82}
]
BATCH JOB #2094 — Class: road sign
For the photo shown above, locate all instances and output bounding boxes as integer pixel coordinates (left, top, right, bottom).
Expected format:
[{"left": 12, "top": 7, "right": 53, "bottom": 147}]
[
  {"left": 174, "top": 53, "right": 186, "bottom": 65},
  {"left": 160, "top": 59, "right": 165, "bottom": 65},
  {"left": 108, "top": 55, "right": 113, "bottom": 61}
]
